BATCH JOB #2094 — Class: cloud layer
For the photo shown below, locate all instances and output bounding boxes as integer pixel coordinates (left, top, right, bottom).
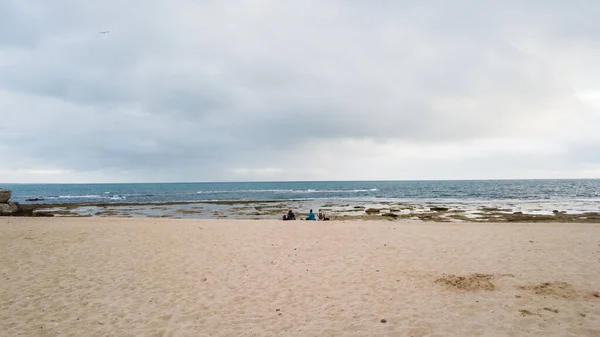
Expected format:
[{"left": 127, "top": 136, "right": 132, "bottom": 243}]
[{"left": 1, "top": 0, "right": 599, "bottom": 182}]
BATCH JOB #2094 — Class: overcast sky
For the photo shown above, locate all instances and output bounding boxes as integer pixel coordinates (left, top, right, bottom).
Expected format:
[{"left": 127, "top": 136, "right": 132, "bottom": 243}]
[{"left": 1, "top": 1, "right": 599, "bottom": 183}]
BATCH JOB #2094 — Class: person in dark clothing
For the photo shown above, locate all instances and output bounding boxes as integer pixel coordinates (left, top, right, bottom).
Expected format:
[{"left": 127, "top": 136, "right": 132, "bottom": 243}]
[
  {"left": 306, "top": 209, "right": 316, "bottom": 221},
  {"left": 318, "top": 209, "right": 330, "bottom": 221},
  {"left": 284, "top": 210, "right": 296, "bottom": 220}
]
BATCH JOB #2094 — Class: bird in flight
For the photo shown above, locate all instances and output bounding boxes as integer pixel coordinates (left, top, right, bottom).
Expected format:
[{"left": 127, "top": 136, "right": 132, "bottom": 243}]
[{"left": 99, "top": 31, "right": 109, "bottom": 34}]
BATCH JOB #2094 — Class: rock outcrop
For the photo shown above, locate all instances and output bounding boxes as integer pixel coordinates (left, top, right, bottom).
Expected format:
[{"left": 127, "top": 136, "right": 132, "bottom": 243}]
[
  {"left": 0, "top": 189, "right": 52, "bottom": 216},
  {"left": 365, "top": 208, "right": 380, "bottom": 214},
  {"left": 0, "top": 189, "right": 11, "bottom": 203},
  {"left": 0, "top": 189, "right": 18, "bottom": 215},
  {"left": 0, "top": 201, "right": 19, "bottom": 215}
]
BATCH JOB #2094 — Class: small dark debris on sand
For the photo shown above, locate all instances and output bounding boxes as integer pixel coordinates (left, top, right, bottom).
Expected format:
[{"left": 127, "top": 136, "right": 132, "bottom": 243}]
[
  {"left": 519, "top": 309, "right": 539, "bottom": 317},
  {"left": 435, "top": 273, "right": 496, "bottom": 291},
  {"left": 517, "top": 282, "right": 577, "bottom": 299}
]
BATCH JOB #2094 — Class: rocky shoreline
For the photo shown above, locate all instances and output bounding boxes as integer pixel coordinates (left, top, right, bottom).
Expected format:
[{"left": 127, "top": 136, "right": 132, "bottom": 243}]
[
  {"left": 17, "top": 199, "right": 600, "bottom": 223},
  {"left": 0, "top": 189, "right": 53, "bottom": 217}
]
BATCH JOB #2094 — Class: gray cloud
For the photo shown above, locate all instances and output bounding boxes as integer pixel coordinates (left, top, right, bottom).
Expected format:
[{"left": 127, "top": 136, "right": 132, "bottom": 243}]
[{"left": 1, "top": 0, "right": 600, "bottom": 182}]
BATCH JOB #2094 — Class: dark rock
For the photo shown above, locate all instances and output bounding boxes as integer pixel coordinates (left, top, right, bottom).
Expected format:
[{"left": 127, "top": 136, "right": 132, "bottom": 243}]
[
  {"left": 382, "top": 212, "right": 398, "bottom": 218},
  {"left": 552, "top": 210, "right": 559, "bottom": 214},
  {"left": 380, "top": 319, "right": 387, "bottom": 323},
  {"left": 33, "top": 212, "right": 54, "bottom": 217},
  {"left": 0, "top": 202, "right": 48, "bottom": 217},
  {"left": 513, "top": 212, "right": 523, "bottom": 215},
  {"left": 0, "top": 201, "right": 19, "bottom": 216},
  {"left": 430, "top": 207, "right": 449, "bottom": 212},
  {"left": 0, "top": 204, "right": 12, "bottom": 215},
  {"left": 26, "top": 198, "right": 44, "bottom": 202},
  {"left": 365, "top": 208, "right": 380, "bottom": 214},
  {"left": 0, "top": 189, "right": 11, "bottom": 203}
]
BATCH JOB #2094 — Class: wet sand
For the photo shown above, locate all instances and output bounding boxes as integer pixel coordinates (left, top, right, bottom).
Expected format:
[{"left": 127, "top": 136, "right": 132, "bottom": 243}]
[{"left": 1, "top": 218, "right": 599, "bottom": 336}]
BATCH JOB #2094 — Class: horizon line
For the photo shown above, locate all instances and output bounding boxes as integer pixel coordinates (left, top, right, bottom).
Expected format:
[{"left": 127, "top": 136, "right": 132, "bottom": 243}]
[{"left": 1, "top": 177, "right": 598, "bottom": 185}]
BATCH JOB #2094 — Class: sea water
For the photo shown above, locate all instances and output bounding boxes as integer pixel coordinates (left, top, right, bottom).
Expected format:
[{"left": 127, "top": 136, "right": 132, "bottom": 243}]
[{"left": 3, "top": 180, "right": 600, "bottom": 214}]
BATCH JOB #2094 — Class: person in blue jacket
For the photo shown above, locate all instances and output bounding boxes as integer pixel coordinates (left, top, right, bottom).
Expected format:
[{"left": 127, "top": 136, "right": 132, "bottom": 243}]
[{"left": 306, "top": 209, "right": 316, "bottom": 221}]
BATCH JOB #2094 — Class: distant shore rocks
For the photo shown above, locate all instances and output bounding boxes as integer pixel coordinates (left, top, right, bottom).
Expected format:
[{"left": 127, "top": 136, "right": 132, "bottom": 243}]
[{"left": 0, "top": 189, "right": 52, "bottom": 217}]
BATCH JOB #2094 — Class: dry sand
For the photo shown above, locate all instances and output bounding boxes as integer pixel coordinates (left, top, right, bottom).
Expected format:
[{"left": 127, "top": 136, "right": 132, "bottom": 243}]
[{"left": 1, "top": 218, "right": 599, "bottom": 336}]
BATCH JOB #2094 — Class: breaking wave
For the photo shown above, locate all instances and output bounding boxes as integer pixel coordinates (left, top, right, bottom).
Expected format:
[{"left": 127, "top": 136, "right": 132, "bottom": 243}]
[
  {"left": 196, "top": 188, "right": 378, "bottom": 194},
  {"left": 47, "top": 195, "right": 126, "bottom": 201}
]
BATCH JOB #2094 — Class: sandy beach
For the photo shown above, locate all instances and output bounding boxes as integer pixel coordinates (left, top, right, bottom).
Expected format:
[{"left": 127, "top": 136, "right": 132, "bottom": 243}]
[{"left": 1, "top": 218, "right": 599, "bottom": 336}]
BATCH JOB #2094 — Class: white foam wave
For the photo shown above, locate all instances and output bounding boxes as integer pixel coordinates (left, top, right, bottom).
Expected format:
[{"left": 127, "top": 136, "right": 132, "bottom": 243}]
[
  {"left": 57, "top": 195, "right": 101, "bottom": 199},
  {"left": 197, "top": 188, "right": 379, "bottom": 194},
  {"left": 48, "top": 195, "right": 126, "bottom": 201}
]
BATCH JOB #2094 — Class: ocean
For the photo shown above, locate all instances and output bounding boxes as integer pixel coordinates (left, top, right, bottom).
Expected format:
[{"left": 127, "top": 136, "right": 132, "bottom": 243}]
[{"left": 3, "top": 180, "right": 600, "bottom": 214}]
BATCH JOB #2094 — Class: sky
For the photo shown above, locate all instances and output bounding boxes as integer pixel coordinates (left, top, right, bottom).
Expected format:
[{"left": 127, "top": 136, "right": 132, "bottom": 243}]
[{"left": 1, "top": 0, "right": 600, "bottom": 183}]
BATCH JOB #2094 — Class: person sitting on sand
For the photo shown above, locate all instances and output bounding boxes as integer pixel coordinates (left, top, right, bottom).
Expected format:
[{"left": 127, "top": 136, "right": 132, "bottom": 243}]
[
  {"left": 318, "top": 209, "right": 330, "bottom": 221},
  {"left": 284, "top": 210, "right": 296, "bottom": 221},
  {"left": 306, "top": 209, "right": 316, "bottom": 221}
]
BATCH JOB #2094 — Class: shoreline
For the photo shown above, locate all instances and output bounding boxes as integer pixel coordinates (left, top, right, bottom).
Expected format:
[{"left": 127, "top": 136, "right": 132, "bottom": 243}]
[
  {"left": 1, "top": 217, "right": 599, "bottom": 336},
  {"left": 18, "top": 199, "right": 600, "bottom": 223}
]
